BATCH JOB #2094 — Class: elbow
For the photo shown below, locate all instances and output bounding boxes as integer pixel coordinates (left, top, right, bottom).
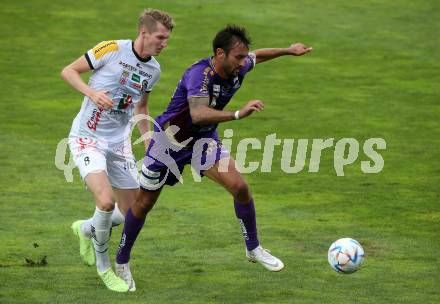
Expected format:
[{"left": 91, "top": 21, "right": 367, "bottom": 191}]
[
  {"left": 60, "top": 65, "right": 76, "bottom": 81},
  {"left": 60, "top": 66, "right": 69, "bottom": 81}
]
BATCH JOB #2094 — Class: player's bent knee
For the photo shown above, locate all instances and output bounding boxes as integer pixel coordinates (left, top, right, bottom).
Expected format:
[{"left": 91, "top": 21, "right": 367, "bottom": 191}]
[
  {"left": 135, "top": 191, "right": 159, "bottom": 214},
  {"left": 96, "top": 200, "right": 114, "bottom": 212},
  {"left": 231, "top": 181, "right": 250, "bottom": 201},
  {"left": 94, "top": 193, "right": 114, "bottom": 211}
]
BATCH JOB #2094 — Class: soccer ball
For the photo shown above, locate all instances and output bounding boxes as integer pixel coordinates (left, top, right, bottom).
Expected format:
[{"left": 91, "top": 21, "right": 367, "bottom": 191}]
[{"left": 328, "top": 238, "right": 364, "bottom": 274}]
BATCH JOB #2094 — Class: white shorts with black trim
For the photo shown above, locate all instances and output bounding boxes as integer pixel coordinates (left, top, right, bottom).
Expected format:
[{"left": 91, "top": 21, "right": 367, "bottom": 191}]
[{"left": 68, "top": 137, "right": 139, "bottom": 189}]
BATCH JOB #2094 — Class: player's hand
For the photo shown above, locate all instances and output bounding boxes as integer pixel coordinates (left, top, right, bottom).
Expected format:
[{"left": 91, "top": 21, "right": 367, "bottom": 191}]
[
  {"left": 238, "top": 100, "right": 264, "bottom": 119},
  {"left": 288, "top": 43, "right": 313, "bottom": 56},
  {"left": 89, "top": 90, "right": 113, "bottom": 109}
]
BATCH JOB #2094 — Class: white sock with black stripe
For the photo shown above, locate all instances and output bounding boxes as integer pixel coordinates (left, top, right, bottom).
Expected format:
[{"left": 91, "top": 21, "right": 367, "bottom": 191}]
[
  {"left": 91, "top": 207, "right": 113, "bottom": 273},
  {"left": 81, "top": 203, "right": 125, "bottom": 238}
]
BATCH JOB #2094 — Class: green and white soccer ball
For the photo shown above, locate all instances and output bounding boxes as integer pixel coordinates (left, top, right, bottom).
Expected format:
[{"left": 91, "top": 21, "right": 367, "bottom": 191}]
[{"left": 328, "top": 238, "right": 364, "bottom": 274}]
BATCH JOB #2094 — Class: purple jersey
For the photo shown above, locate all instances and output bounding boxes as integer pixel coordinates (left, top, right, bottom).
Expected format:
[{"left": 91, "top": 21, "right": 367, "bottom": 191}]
[{"left": 155, "top": 53, "right": 256, "bottom": 143}]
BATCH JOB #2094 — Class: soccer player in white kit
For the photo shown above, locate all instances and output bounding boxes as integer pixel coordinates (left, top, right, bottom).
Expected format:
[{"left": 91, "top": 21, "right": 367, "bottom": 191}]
[{"left": 61, "top": 9, "right": 174, "bottom": 292}]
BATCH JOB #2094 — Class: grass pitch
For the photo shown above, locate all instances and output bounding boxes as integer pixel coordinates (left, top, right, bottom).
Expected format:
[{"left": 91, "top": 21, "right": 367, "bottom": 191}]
[{"left": 0, "top": 0, "right": 439, "bottom": 303}]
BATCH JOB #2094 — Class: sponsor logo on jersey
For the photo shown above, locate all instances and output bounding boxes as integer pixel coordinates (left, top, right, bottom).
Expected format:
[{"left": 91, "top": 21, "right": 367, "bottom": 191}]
[
  {"left": 130, "top": 82, "right": 142, "bottom": 90},
  {"left": 139, "top": 70, "right": 152, "bottom": 79},
  {"left": 233, "top": 76, "right": 241, "bottom": 89},
  {"left": 87, "top": 107, "right": 105, "bottom": 131},
  {"left": 119, "top": 71, "right": 130, "bottom": 85},
  {"left": 200, "top": 75, "right": 209, "bottom": 94},
  {"left": 119, "top": 61, "right": 137, "bottom": 71},
  {"left": 118, "top": 62, "right": 153, "bottom": 78},
  {"left": 131, "top": 74, "right": 140, "bottom": 82},
  {"left": 92, "top": 40, "right": 118, "bottom": 59},
  {"left": 109, "top": 109, "right": 124, "bottom": 115},
  {"left": 117, "top": 94, "right": 132, "bottom": 110},
  {"left": 199, "top": 66, "right": 213, "bottom": 95},
  {"left": 141, "top": 79, "right": 149, "bottom": 92},
  {"left": 213, "top": 84, "right": 220, "bottom": 97},
  {"left": 203, "top": 66, "right": 211, "bottom": 75},
  {"left": 210, "top": 98, "right": 217, "bottom": 107},
  {"left": 119, "top": 77, "right": 127, "bottom": 85}
]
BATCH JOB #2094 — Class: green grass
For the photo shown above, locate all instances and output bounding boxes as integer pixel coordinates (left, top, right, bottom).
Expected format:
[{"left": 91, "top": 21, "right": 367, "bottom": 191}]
[{"left": 1, "top": 0, "right": 439, "bottom": 303}]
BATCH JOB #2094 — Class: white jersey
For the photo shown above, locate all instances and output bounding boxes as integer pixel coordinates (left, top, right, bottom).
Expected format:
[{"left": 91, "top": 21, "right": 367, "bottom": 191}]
[{"left": 69, "top": 39, "right": 160, "bottom": 143}]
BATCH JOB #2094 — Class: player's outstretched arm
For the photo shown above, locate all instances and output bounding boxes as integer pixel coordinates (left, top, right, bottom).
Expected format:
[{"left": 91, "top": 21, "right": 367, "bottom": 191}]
[
  {"left": 189, "top": 97, "right": 264, "bottom": 125},
  {"left": 253, "top": 43, "right": 312, "bottom": 64},
  {"left": 61, "top": 56, "right": 113, "bottom": 108}
]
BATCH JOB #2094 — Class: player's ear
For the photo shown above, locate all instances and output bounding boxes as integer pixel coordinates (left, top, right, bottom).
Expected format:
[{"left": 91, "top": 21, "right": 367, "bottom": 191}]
[
  {"left": 139, "top": 26, "right": 148, "bottom": 37},
  {"left": 215, "top": 48, "right": 225, "bottom": 58}
]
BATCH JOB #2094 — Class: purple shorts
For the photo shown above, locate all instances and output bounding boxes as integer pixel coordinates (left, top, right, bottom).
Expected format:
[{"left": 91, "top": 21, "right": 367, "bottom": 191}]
[{"left": 139, "top": 131, "right": 229, "bottom": 191}]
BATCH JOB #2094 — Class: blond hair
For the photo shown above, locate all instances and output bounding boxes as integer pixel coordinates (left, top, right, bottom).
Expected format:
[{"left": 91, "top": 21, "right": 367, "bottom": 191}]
[{"left": 139, "top": 9, "right": 174, "bottom": 32}]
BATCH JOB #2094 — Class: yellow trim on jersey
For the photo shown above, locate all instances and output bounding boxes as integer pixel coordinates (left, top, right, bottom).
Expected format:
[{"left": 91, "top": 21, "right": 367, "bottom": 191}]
[{"left": 92, "top": 40, "right": 119, "bottom": 59}]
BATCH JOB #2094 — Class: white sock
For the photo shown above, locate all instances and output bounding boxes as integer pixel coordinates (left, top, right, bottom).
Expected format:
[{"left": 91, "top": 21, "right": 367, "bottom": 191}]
[
  {"left": 111, "top": 203, "right": 125, "bottom": 226},
  {"left": 81, "top": 203, "right": 125, "bottom": 238},
  {"left": 91, "top": 207, "right": 113, "bottom": 273},
  {"left": 80, "top": 219, "right": 93, "bottom": 238}
]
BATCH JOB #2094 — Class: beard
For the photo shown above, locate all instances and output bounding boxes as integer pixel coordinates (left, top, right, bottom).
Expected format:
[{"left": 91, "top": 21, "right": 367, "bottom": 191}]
[{"left": 222, "top": 61, "right": 239, "bottom": 78}]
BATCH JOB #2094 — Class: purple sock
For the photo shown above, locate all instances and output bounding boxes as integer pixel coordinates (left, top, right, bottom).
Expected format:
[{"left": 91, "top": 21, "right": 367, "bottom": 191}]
[
  {"left": 234, "top": 198, "right": 259, "bottom": 251},
  {"left": 116, "top": 208, "right": 146, "bottom": 264}
]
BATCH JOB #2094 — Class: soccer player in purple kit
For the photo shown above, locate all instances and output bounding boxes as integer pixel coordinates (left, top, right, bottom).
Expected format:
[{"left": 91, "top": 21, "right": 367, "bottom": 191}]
[{"left": 115, "top": 25, "right": 312, "bottom": 289}]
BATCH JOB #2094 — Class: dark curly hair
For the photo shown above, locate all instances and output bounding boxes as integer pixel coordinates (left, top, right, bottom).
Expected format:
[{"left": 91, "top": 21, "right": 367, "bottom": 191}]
[{"left": 212, "top": 25, "right": 252, "bottom": 55}]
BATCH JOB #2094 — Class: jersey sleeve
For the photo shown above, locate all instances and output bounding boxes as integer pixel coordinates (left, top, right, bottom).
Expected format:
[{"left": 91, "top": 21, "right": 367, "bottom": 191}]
[
  {"left": 185, "top": 66, "right": 211, "bottom": 98},
  {"left": 85, "top": 40, "right": 120, "bottom": 70},
  {"left": 243, "top": 52, "right": 256, "bottom": 73}
]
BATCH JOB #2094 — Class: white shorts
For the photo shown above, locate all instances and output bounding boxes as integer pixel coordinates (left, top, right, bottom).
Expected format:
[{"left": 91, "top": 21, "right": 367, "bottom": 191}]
[{"left": 68, "top": 137, "right": 139, "bottom": 189}]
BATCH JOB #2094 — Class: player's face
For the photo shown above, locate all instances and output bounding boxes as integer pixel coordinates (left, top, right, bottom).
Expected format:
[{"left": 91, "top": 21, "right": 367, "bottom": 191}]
[
  {"left": 142, "top": 23, "right": 170, "bottom": 56},
  {"left": 221, "top": 42, "right": 249, "bottom": 78}
]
